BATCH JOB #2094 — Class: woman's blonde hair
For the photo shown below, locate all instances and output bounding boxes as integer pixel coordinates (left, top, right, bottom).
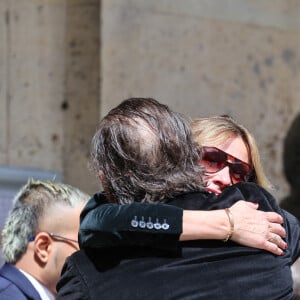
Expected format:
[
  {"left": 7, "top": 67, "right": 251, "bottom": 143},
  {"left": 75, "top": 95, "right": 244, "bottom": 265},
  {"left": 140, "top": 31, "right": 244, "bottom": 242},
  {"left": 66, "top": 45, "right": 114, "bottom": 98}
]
[{"left": 191, "top": 115, "right": 273, "bottom": 191}]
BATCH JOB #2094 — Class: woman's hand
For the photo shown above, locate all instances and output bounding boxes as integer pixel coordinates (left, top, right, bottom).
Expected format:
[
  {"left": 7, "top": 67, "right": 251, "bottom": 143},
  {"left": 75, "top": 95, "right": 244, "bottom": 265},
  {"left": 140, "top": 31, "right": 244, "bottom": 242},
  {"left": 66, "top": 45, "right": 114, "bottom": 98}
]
[{"left": 229, "top": 200, "right": 287, "bottom": 255}]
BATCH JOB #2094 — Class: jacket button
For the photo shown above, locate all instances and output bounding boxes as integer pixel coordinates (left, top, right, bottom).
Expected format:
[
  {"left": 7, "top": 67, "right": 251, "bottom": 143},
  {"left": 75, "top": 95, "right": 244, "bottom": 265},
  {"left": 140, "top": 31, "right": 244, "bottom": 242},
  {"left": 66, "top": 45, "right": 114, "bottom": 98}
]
[
  {"left": 146, "top": 218, "right": 154, "bottom": 229},
  {"left": 154, "top": 222, "right": 162, "bottom": 230},
  {"left": 161, "top": 221, "right": 170, "bottom": 230},
  {"left": 131, "top": 216, "right": 139, "bottom": 228},
  {"left": 139, "top": 220, "right": 146, "bottom": 228}
]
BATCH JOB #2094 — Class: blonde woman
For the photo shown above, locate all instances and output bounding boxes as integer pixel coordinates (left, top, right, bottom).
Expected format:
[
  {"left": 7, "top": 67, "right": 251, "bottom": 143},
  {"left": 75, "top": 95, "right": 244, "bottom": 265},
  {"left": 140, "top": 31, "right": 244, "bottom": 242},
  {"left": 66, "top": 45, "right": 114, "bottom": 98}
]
[{"left": 191, "top": 115, "right": 272, "bottom": 194}]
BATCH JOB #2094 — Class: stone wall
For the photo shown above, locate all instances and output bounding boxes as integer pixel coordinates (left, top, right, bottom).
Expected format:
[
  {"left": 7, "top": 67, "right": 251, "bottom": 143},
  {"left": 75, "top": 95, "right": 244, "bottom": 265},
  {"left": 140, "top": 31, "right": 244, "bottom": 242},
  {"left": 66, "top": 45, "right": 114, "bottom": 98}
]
[
  {"left": 1, "top": 0, "right": 299, "bottom": 201},
  {"left": 100, "top": 0, "right": 300, "bottom": 200},
  {"left": 0, "top": 0, "right": 100, "bottom": 196}
]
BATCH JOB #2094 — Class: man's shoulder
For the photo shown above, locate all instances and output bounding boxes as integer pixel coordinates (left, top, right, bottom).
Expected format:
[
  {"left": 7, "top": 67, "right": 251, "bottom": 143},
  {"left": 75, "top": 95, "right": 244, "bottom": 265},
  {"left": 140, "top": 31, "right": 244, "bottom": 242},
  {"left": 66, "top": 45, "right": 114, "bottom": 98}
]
[
  {"left": 166, "top": 190, "right": 214, "bottom": 209},
  {"left": 0, "top": 263, "right": 41, "bottom": 300},
  {"left": 57, "top": 250, "right": 92, "bottom": 299},
  {"left": 62, "top": 250, "right": 93, "bottom": 277},
  {"left": 166, "top": 183, "right": 281, "bottom": 212},
  {"left": 0, "top": 266, "right": 25, "bottom": 298},
  {"left": 0, "top": 263, "right": 19, "bottom": 282},
  {"left": 0, "top": 268, "right": 13, "bottom": 290}
]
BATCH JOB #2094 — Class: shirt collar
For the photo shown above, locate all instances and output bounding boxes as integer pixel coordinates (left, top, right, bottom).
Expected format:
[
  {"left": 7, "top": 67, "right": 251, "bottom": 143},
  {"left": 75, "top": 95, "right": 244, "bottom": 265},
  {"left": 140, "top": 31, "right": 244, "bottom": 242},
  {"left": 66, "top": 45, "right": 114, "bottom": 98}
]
[{"left": 18, "top": 269, "right": 55, "bottom": 300}]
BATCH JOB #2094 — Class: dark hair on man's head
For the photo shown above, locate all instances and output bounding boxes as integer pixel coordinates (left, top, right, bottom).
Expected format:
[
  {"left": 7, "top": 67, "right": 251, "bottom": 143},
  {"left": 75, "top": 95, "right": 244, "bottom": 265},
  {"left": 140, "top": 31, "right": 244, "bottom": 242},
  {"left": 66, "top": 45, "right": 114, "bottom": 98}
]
[{"left": 91, "top": 98, "right": 204, "bottom": 204}]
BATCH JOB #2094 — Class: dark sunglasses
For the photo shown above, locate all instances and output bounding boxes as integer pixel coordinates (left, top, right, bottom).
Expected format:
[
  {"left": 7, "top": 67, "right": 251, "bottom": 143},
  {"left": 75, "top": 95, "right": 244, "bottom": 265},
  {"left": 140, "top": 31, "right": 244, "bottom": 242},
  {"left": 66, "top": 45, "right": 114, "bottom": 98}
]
[{"left": 200, "top": 146, "right": 253, "bottom": 184}]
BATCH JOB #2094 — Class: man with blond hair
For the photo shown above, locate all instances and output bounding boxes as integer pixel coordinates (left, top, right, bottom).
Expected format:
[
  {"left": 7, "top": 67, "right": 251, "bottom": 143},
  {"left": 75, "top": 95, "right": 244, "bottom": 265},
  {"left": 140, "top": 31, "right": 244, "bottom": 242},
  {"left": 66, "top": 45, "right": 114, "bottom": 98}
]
[{"left": 0, "top": 179, "right": 89, "bottom": 300}]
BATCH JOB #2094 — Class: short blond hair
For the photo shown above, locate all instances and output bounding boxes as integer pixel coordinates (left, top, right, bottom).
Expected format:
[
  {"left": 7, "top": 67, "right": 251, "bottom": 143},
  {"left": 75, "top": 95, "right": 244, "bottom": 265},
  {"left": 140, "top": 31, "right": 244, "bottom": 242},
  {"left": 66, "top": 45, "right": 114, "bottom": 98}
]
[{"left": 1, "top": 179, "right": 90, "bottom": 263}]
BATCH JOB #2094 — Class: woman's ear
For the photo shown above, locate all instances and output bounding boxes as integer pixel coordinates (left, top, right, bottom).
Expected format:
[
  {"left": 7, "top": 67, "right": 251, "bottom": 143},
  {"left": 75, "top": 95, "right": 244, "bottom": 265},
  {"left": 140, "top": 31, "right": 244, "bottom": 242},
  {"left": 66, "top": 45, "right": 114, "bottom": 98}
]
[{"left": 33, "top": 232, "right": 52, "bottom": 264}]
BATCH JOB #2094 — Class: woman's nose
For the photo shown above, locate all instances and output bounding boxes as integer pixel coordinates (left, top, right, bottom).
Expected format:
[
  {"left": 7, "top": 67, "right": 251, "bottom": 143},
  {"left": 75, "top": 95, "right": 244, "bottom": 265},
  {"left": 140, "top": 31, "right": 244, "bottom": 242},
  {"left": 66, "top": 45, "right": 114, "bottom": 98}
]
[{"left": 212, "top": 167, "right": 232, "bottom": 187}]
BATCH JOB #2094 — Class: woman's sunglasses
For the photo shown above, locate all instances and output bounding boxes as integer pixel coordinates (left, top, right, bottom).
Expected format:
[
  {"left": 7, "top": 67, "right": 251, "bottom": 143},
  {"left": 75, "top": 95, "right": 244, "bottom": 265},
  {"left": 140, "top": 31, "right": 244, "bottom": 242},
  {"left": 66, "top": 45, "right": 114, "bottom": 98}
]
[{"left": 200, "top": 146, "right": 253, "bottom": 184}]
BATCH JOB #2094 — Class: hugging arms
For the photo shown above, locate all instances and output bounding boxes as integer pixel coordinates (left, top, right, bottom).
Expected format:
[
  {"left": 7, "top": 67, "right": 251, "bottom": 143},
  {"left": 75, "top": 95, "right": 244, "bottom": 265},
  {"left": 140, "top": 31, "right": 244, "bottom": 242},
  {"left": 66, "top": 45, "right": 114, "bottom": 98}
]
[{"left": 79, "top": 183, "right": 291, "bottom": 256}]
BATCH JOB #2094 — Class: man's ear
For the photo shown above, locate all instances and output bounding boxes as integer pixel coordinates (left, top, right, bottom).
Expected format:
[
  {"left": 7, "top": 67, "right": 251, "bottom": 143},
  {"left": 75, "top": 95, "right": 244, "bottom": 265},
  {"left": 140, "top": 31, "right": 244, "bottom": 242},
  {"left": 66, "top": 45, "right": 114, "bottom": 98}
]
[{"left": 33, "top": 232, "right": 52, "bottom": 264}]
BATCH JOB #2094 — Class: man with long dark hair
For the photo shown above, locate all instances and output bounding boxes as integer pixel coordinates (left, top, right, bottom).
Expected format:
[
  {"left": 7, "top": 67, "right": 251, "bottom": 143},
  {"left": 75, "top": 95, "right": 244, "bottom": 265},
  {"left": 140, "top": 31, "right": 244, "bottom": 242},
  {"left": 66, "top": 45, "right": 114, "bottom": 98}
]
[{"left": 57, "top": 98, "right": 300, "bottom": 299}]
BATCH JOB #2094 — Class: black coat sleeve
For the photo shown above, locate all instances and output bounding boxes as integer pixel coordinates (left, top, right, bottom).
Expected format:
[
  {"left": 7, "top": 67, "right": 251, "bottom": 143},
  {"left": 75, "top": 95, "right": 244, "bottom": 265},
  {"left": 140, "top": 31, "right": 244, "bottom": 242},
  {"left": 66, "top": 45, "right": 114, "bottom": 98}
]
[{"left": 79, "top": 193, "right": 183, "bottom": 250}]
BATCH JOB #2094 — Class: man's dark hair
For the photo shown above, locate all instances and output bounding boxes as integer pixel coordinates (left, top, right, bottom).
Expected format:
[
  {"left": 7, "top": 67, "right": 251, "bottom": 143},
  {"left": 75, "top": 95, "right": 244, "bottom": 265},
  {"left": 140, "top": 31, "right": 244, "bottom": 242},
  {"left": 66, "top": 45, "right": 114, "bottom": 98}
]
[{"left": 91, "top": 97, "right": 204, "bottom": 204}]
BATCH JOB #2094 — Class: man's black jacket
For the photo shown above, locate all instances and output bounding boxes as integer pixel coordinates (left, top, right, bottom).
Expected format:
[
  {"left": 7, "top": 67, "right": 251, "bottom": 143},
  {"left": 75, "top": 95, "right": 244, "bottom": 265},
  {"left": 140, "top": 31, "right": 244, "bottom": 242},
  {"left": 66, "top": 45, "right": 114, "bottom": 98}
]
[{"left": 57, "top": 183, "right": 300, "bottom": 299}]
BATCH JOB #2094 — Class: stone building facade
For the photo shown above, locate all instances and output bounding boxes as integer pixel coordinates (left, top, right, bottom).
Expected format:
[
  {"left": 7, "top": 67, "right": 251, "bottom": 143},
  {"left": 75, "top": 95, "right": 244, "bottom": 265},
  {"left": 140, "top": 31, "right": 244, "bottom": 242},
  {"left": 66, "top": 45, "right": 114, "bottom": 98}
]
[{"left": 1, "top": 0, "right": 300, "bottom": 208}]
